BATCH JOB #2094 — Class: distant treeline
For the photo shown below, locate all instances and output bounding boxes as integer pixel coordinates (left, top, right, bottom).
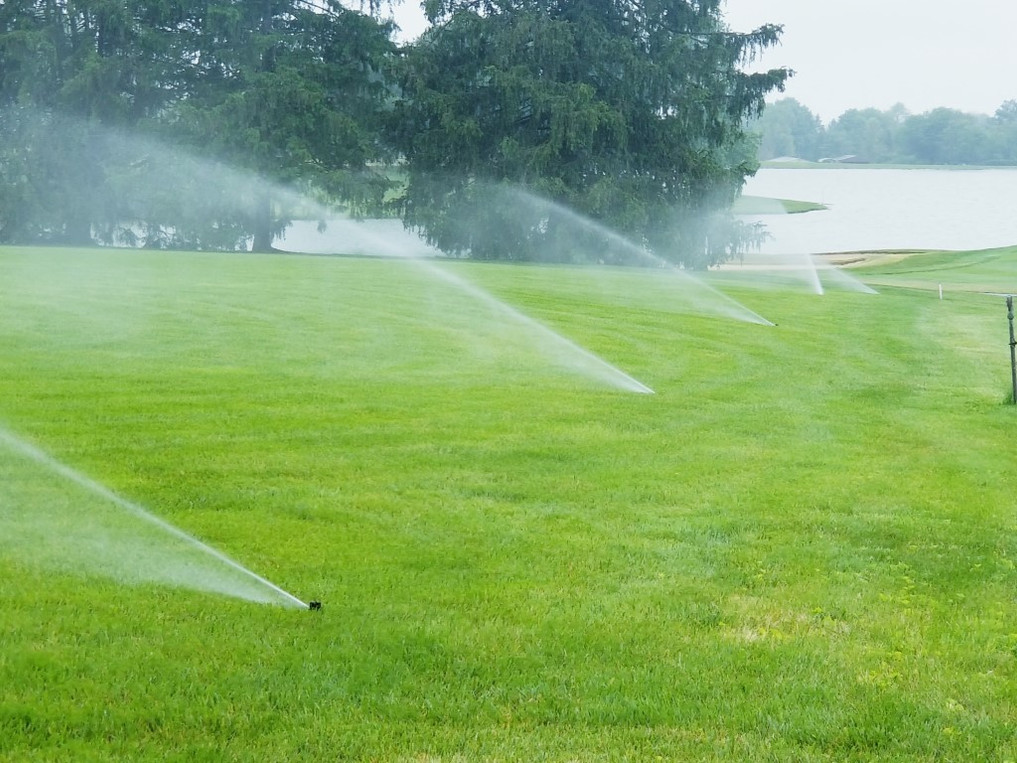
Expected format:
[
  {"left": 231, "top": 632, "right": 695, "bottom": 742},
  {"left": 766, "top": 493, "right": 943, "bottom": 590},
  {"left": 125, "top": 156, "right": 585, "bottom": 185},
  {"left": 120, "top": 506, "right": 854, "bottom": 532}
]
[{"left": 750, "top": 98, "right": 1017, "bottom": 165}]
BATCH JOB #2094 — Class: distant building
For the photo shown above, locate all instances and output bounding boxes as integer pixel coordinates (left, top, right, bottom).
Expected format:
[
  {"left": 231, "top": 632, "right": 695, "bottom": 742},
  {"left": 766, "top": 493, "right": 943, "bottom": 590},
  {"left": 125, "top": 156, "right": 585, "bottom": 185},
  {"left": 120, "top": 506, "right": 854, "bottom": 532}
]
[{"left": 818, "top": 154, "right": 868, "bottom": 164}]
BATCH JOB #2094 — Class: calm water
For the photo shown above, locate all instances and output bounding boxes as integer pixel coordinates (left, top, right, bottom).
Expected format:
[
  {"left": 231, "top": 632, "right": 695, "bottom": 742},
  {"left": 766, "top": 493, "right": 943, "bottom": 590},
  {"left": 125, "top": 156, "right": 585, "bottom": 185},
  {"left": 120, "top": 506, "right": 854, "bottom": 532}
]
[
  {"left": 741, "top": 168, "right": 1017, "bottom": 254},
  {"left": 279, "top": 168, "right": 1017, "bottom": 257}
]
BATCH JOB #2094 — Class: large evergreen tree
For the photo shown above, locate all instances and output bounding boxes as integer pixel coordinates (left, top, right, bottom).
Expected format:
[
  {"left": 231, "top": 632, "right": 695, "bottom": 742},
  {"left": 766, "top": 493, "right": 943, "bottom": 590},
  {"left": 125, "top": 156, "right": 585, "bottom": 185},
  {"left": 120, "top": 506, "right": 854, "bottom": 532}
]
[
  {"left": 0, "top": 0, "right": 188, "bottom": 244},
  {"left": 0, "top": 0, "right": 397, "bottom": 250},
  {"left": 163, "top": 0, "right": 398, "bottom": 251},
  {"left": 389, "top": 0, "right": 789, "bottom": 267}
]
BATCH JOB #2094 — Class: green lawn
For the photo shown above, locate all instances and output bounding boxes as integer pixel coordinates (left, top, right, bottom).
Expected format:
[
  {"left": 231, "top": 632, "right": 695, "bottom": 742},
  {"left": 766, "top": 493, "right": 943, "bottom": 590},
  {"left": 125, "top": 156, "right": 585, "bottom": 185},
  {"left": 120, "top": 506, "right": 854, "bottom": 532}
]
[
  {"left": 856, "top": 246, "right": 1017, "bottom": 295},
  {"left": 733, "top": 195, "right": 827, "bottom": 215},
  {"left": 1, "top": 245, "right": 1016, "bottom": 760}
]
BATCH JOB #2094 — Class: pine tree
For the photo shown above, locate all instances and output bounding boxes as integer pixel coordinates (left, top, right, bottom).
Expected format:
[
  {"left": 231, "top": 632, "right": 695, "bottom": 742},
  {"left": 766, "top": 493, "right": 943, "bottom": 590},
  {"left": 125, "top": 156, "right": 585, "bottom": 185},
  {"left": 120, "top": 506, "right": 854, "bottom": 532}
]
[{"left": 391, "top": 0, "right": 789, "bottom": 267}]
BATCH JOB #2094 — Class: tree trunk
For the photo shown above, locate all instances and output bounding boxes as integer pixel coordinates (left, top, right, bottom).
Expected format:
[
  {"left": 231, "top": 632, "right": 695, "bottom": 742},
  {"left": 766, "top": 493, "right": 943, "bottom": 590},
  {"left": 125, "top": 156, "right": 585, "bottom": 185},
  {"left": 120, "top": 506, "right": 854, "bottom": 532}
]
[{"left": 250, "top": 192, "right": 276, "bottom": 252}]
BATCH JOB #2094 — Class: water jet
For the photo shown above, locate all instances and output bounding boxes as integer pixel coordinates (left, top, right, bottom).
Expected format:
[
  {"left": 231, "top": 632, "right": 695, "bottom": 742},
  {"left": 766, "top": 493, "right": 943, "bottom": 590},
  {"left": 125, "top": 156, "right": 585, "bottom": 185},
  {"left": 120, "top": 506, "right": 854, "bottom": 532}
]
[
  {"left": 274, "top": 194, "right": 656, "bottom": 393},
  {"left": 0, "top": 426, "right": 307, "bottom": 609},
  {"left": 497, "top": 186, "right": 775, "bottom": 326}
]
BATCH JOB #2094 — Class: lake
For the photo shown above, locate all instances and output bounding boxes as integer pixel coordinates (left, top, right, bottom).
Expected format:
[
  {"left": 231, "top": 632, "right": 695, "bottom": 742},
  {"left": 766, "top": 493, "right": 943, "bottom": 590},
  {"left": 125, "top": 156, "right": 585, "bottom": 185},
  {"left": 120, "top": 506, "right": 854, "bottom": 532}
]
[
  {"left": 740, "top": 167, "right": 1017, "bottom": 255},
  {"left": 278, "top": 167, "right": 1017, "bottom": 258}
]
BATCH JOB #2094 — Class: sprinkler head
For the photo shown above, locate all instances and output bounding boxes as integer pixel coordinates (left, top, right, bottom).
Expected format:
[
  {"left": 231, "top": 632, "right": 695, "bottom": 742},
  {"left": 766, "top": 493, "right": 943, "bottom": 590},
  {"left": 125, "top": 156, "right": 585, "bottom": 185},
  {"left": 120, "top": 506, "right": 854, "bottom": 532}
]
[{"left": 308, "top": 600, "right": 322, "bottom": 611}]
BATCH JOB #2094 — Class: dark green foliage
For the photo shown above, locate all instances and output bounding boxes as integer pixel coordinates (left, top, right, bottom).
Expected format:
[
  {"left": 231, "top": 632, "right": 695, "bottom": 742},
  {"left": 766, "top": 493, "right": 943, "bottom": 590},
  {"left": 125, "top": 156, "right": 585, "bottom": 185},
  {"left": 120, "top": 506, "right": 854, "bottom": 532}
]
[
  {"left": 0, "top": 0, "right": 188, "bottom": 245},
  {"left": 163, "top": 1, "right": 398, "bottom": 250},
  {"left": 0, "top": 105, "right": 265, "bottom": 250},
  {"left": 0, "top": 0, "right": 396, "bottom": 250},
  {"left": 0, "top": 107, "right": 108, "bottom": 245},
  {"left": 1, "top": 0, "right": 792, "bottom": 260},
  {"left": 752, "top": 98, "right": 1017, "bottom": 164},
  {"left": 0, "top": 0, "right": 183, "bottom": 122},
  {"left": 390, "top": 0, "right": 789, "bottom": 268},
  {"left": 749, "top": 98, "right": 825, "bottom": 161},
  {"left": 824, "top": 106, "right": 907, "bottom": 163},
  {"left": 898, "top": 108, "right": 990, "bottom": 165}
]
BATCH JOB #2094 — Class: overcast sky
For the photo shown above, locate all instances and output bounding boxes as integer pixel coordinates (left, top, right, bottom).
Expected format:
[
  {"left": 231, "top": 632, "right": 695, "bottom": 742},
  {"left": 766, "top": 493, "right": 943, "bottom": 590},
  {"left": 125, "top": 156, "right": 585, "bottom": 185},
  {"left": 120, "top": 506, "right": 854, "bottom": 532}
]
[
  {"left": 388, "top": 0, "right": 1017, "bottom": 124},
  {"left": 722, "top": 0, "right": 1016, "bottom": 123}
]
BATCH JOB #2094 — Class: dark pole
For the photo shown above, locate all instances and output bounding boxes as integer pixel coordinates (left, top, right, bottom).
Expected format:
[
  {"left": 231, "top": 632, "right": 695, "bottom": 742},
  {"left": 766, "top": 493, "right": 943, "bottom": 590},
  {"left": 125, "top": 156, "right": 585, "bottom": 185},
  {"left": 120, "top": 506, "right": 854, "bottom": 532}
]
[{"left": 1008, "top": 296, "right": 1017, "bottom": 404}]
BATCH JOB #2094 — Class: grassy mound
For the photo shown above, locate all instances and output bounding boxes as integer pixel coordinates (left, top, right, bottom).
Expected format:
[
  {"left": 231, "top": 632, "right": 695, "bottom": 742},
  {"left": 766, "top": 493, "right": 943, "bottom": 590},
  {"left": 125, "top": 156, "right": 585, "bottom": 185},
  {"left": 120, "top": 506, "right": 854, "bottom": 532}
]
[
  {"left": 1, "top": 245, "right": 1016, "bottom": 760},
  {"left": 733, "top": 195, "right": 828, "bottom": 215},
  {"left": 855, "top": 246, "right": 1017, "bottom": 295}
]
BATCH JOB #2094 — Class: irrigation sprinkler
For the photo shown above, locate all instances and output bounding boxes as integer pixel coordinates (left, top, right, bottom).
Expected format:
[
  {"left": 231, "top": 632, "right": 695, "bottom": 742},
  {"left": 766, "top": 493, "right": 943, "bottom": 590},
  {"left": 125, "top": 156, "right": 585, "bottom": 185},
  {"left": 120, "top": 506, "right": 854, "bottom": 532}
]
[
  {"left": 1008, "top": 296, "right": 1017, "bottom": 405},
  {"left": 308, "top": 600, "right": 323, "bottom": 611}
]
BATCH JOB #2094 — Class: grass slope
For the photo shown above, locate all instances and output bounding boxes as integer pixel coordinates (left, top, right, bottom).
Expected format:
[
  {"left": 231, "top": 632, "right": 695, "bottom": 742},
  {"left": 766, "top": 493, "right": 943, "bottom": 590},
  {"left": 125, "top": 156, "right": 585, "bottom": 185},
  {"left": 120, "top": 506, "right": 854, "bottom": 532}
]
[
  {"left": 855, "top": 246, "right": 1017, "bottom": 295},
  {"left": 1, "top": 246, "right": 1016, "bottom": 761},
  {"left": 733, "top": 196, "right": 827, "bottom": 215}
]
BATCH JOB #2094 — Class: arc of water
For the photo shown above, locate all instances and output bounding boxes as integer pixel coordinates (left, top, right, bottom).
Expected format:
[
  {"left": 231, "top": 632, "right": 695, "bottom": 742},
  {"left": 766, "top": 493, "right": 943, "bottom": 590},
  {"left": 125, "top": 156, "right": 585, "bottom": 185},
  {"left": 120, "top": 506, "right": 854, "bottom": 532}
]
[
  {"left": 420, "top": 262, "right": 655, "bottom": 394},
  {"left": 298, "top": 205, "right": 655, "bottom": 394},
  {"left": 501, "top": 187, "right": 775, "bottom": 326},
  {"left": 805, "top": 253, "right": 825, "bottom": 295},
  {"left": 0, "top": 427, "right": 307, "bottom": 609},
  {"left": 813, "top": 257, "right": 879, "bottom": 294}
]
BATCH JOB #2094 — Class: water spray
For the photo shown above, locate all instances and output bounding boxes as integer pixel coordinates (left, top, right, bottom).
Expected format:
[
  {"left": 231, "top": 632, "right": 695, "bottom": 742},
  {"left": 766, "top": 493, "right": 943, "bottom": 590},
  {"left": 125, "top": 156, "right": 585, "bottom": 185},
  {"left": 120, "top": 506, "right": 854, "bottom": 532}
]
[
  {"left": 0, "top": 427, "right": 309, "bottom": 609},
  {"left": 500, "top": 186, "right": 776, "bottom": 325},
  {"left": 416, "top": 261, "right": 655, "bottom": 394}
]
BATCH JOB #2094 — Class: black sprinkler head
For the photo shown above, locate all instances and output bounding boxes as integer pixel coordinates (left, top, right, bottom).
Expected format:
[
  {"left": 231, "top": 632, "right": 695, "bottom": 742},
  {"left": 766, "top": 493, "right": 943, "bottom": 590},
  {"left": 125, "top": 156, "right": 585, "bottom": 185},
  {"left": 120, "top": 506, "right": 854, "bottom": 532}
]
[{"left": 308, "top": 600, "right": 322, "bottom": 611}]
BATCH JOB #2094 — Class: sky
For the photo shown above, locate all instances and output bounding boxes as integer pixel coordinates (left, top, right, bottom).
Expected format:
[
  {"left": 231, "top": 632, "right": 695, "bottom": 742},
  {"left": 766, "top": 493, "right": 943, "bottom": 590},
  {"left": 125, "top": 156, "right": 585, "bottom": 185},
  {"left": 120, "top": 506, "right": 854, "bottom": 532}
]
[{"left": 386, "top": 0, "right": 1017, "bottom": 124}]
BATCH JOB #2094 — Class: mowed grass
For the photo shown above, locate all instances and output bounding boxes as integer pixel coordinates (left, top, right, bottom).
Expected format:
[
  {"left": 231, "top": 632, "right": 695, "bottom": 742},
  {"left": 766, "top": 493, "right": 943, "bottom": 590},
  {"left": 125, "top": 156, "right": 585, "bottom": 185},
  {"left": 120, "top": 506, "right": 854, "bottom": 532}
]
[
  {"left": 732, "top": 195, "right": 827, "bottom": 215},
  {"left": 1, "top": 245, "right": 1016, "bottom": 761},
  {"left": 857, "top": 246, "right": 1017, "bottom": 295}
]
